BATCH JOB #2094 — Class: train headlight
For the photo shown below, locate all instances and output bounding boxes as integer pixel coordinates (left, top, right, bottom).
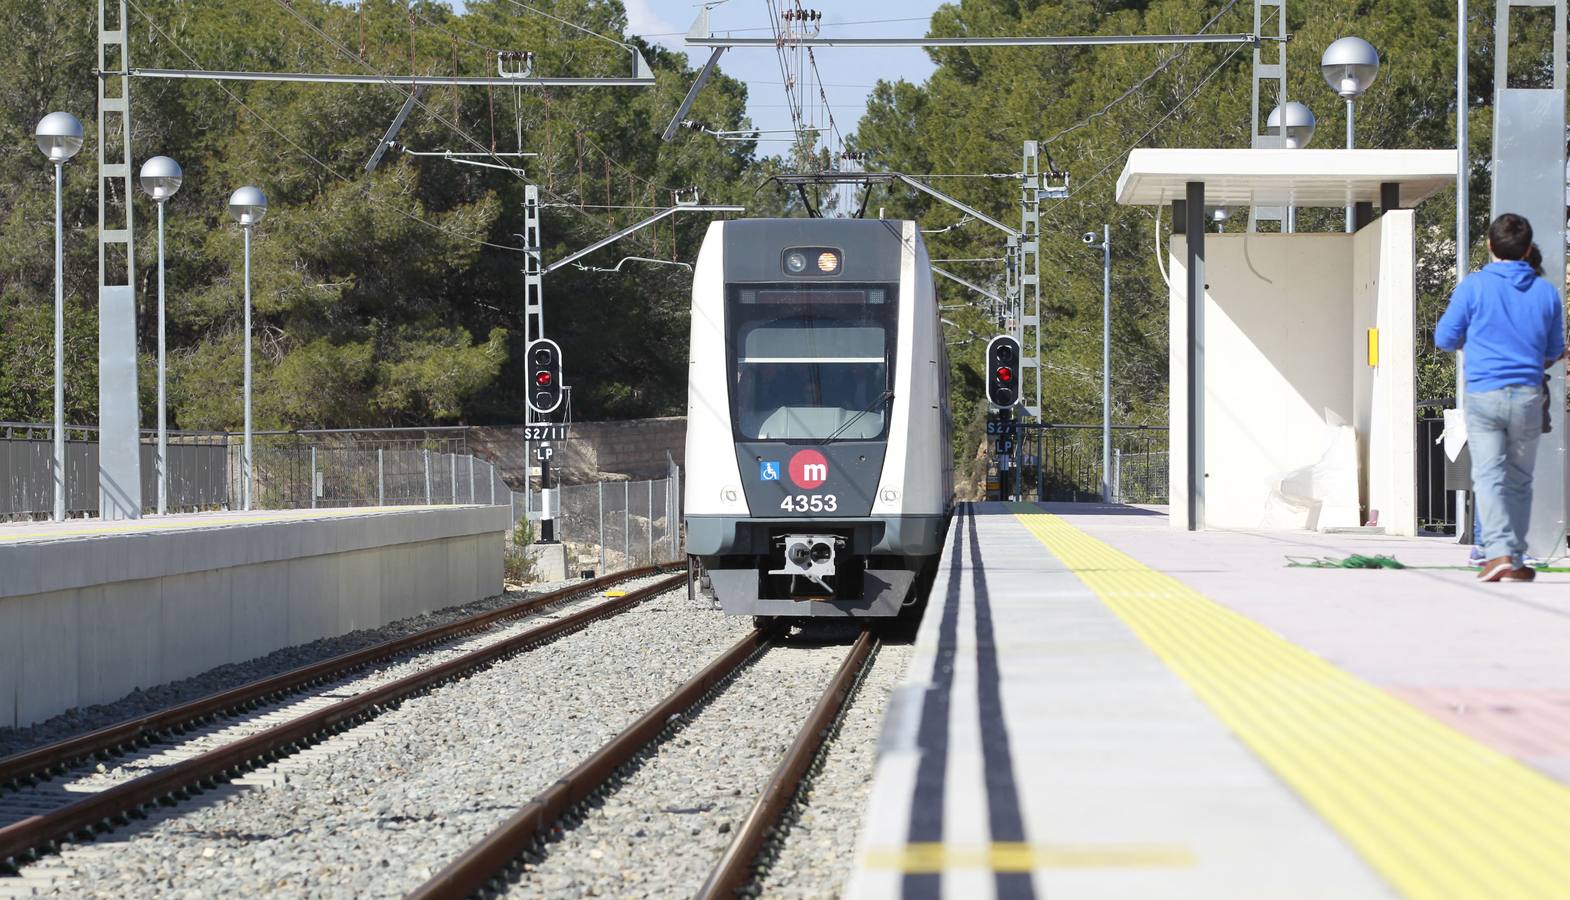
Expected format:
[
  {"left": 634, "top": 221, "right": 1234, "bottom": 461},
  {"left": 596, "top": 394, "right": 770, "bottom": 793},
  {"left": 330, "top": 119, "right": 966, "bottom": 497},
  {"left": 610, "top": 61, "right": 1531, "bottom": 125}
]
[{"left": 783, "top": 246, "right": 840, "bottom": 276}]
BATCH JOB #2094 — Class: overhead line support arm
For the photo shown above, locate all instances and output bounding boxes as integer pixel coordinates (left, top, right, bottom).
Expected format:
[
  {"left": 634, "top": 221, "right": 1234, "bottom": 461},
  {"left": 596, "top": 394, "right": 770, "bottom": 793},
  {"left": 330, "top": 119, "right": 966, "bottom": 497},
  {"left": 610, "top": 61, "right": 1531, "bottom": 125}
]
[
  {"left": 931, "top": 265, "right": 1006, "bottom": 306},
  {"left": 686, "top": 33, "right": 1259, "bottom": 48},
  {"left": 127, "top": 69, "right": 656, "bottom": 87},
  {"left": 892, "top": 173, "right": 1020, "bottom": 238},
  {"left": 542, "top": 205, "right": 744, "bottom": 274},
  {"left": 661, "top": 48, "right": 727, "bottom": 141}
]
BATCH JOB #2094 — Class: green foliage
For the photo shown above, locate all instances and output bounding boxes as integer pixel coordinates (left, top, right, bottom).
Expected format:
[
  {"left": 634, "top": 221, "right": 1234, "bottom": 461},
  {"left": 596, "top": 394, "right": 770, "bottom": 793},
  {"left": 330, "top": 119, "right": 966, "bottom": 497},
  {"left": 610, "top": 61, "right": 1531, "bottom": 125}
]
[
  {"left": 849, "top": 0, "right": 1506, "bottom": 468},
  {"left": 0, "top": 0, "right": 1520, "bottom": 451},
  {"left": 0, "top": 0, "right": 757, "bottom": 429},
  {"left": 504, "top": 516, "right": 540, "bottom": 584}
]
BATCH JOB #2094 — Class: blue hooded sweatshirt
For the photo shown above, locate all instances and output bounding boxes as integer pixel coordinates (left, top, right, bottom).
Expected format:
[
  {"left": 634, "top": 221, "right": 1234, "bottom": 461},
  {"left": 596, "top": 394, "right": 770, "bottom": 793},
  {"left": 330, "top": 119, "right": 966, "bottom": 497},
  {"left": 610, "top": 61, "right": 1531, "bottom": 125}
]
[{"left": 1435, "top": 260, "right": 1565, "bottom": 392}]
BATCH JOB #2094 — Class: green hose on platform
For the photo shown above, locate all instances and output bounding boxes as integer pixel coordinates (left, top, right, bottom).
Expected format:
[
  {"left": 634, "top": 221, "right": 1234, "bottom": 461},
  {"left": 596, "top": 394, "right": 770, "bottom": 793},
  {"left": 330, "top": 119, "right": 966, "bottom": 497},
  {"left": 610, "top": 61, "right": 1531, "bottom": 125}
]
[{"left": 1285, "top": 554, "right": 1407, "bottom": 569}]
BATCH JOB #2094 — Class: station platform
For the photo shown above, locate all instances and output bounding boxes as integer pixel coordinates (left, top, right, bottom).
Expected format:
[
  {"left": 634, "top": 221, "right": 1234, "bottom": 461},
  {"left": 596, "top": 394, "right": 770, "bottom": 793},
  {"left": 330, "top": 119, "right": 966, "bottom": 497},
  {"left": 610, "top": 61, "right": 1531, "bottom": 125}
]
[
  {"left": 0, "top": 506, "right": 508, "bottom": 729},
  {"left": 848, "top": 502, "right": 1570, "bottom": 899}
]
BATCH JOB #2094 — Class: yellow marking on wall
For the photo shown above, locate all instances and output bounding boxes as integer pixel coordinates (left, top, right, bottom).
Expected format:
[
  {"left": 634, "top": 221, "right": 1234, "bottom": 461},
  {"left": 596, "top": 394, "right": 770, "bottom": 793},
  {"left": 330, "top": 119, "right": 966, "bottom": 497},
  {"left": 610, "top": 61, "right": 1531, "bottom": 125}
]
[
  {"left": 1012, "top": 507, "right": 1570, "bottom": 900},
  {"left": 0, "top": 506, "right": 451, "bottom": 544},
  {"left": 860, "top": 842, "right": 1194, "bottom": 873}
]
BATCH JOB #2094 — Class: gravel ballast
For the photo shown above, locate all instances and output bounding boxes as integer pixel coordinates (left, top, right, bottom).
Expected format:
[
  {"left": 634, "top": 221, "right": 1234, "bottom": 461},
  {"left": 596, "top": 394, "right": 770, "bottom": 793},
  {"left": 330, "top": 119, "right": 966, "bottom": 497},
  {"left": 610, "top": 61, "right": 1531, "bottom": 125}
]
[
  {"left": 0, "top": 574, "right": 673, "bottom": 824},
  {"left": 503, "top": 637, "right": 851, "bottom": 899},
  {"left": 758, "top": 640, "right": 913, "bottom": 898},
  {"left": 21, "top": 585, "right": 749, "bottom": 898},
  {"left": 0, "top": 574, "right": 607, "bottom": 760}
]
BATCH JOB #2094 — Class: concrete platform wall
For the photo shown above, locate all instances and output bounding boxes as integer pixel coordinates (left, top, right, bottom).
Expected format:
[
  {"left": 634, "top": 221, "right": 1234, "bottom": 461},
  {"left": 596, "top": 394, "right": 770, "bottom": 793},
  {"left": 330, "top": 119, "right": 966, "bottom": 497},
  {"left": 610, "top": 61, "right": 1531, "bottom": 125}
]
[{"left": 0, "top": 507, "right": 507, "bottom": 728}]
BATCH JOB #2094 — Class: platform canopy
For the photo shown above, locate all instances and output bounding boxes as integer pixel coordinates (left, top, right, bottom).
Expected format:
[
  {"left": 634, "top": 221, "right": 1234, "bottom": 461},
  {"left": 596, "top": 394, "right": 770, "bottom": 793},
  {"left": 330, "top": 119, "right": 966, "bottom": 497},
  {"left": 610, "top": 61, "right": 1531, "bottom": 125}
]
[{"left": 1115, "top": 148, "right": 1457, "bottom": 208}]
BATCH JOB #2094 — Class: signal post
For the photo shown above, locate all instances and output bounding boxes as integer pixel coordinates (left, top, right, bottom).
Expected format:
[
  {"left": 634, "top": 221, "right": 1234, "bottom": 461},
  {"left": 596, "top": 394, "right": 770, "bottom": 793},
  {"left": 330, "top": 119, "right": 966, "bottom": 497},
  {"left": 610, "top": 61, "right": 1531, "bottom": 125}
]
[
  {"left": 986, "top": 335, "right": 1023, "bottom": 500},
  {"left": 526, "top": 339, "right": 564, "bottom": 542}
]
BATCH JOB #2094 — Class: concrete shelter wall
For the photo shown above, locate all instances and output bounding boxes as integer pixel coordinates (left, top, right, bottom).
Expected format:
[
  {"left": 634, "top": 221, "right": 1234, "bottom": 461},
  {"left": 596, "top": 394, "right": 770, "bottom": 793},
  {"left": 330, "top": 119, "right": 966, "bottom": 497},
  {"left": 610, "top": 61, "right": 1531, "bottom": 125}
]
[
  {"left": 1353, "top": 213, "right": 1418, "bottom": 535},
  {"left": 1170, "top": 222, "right": 1418, "bottom": 534},
  {"left": 1177, "top": 233, "right": 1356, "bottom": 529}
]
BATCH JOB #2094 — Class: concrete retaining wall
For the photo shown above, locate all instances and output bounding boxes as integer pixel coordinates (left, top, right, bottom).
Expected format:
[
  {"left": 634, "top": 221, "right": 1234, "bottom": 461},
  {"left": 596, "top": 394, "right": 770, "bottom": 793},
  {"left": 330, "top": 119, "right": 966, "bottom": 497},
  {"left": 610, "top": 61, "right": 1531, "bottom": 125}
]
[
  {"left": 472, "top": 416, "right": 686, "bottom": 486},
  {"left": 0, "top": 506, "right": 508, "bottom": 728}
]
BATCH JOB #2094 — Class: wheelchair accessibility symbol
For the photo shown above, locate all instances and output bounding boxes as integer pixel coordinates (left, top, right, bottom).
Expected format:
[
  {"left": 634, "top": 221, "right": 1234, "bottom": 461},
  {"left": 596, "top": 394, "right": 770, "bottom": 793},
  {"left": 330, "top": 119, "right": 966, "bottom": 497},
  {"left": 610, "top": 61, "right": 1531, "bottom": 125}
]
[{"left": 759, "top": 461, "right": 781, "bottom": 481}]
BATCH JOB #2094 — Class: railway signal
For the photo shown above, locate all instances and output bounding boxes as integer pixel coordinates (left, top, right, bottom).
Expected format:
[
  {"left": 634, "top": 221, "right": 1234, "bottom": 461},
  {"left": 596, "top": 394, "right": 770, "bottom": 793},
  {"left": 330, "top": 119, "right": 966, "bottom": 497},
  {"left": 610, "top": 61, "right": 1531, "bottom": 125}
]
[
  {"left": 526, "top": 339, "right": 564, "bottom": 415},
  {"left": 986, "top": 335, "right": 1021, "bottom": 408}
]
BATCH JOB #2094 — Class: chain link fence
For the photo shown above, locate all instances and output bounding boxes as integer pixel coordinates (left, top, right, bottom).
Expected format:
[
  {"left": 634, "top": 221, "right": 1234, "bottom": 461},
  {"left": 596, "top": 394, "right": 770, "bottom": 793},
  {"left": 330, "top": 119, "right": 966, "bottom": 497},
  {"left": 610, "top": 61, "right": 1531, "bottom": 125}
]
[
  {"left": 0, "top": 424, "right": 498, "bottom": 521},
  {"left": 545, "top": 477, "right": 677, "bottom": 575},
  {"left": 511, "top": 450, "right": 683, "bottom": 575},
  {"left": 2, "top": 423, "right": 688, "bottom": 580}
]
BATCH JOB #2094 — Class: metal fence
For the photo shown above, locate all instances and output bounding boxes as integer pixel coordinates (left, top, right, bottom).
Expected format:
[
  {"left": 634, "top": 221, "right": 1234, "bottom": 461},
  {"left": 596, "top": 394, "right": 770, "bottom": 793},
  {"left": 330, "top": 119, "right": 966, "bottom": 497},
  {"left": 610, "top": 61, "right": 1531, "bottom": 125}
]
[
  {"left": 1, "top": 422, "right": 227, "bottom": 519},
  {"left": 540, "top": 477, "right": 678, "bottom": 575},
  {"left": 1416, "top": 404, "right": 1459, "bottom": 535},
  {"left": 504, "top": 450, "right": 683, "bottom": 575},
  {"left": 0, "top": 423, "right": 497, "bottom": 521},
  {"left": 1033, "top": 424, "right": 1170, "bottom": 504}
]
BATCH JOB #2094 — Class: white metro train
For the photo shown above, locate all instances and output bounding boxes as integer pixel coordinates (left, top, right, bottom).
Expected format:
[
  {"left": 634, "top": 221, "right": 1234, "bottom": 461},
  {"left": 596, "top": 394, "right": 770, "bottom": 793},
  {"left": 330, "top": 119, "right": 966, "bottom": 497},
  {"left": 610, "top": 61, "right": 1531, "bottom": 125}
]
[{"left": 683, "top": 218, "right": 954, "bottom": 620}]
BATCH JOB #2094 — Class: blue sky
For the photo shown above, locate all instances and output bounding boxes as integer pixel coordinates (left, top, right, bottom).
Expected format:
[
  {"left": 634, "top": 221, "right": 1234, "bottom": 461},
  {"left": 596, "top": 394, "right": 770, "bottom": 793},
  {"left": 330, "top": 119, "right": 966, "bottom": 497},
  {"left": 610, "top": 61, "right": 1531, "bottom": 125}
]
[{"left": 456, "top": 0, "right": 945, "bottom": 150}]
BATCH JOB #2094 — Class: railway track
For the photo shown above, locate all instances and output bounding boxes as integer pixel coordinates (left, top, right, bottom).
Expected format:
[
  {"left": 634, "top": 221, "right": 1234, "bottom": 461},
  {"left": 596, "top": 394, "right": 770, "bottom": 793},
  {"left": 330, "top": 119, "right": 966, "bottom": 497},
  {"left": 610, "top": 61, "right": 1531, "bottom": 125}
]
[
  {"left": 410, "top": 627, "right": 879, "bottom": 898},
  {"left": 0, "top": 566, "right": 683, "bottom": 870}
]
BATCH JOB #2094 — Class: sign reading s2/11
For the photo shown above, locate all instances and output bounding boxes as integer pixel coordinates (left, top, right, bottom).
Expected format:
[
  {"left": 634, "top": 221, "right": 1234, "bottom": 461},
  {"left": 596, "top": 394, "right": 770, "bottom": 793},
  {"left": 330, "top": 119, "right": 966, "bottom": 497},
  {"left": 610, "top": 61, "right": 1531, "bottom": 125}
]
[{"left": 522, "top": 424, "right": 568, "bottom": 442}]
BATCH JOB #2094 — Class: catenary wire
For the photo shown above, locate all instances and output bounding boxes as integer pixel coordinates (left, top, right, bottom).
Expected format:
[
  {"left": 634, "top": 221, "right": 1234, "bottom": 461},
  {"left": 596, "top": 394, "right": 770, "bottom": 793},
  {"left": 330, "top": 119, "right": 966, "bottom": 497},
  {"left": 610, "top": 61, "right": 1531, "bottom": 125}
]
[
  {"left": 265, "top": 0, "right": 675, "bottom": 239},
  {"left": 1067, "top": 41, "right": 1251, "bottom": 198},
  {"left": 499, "top": 0, "right": 634, "bottom": 52},
  {"left": 639, "top": 15, "right": 932, "bottom": 37},
  {"left": 126, "top": 0, "right": 529, "bottom": 254},
  {"left": 1041, "top": 0, "right": 1243, "bottom": 147}
]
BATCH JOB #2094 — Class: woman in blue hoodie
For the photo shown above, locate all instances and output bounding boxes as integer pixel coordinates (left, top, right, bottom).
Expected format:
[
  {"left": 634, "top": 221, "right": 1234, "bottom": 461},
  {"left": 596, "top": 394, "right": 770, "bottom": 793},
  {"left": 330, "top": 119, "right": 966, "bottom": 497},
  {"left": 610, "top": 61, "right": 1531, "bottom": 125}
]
[{"left": 1436, "top": 213, "right": 1566, "bottom": 582}]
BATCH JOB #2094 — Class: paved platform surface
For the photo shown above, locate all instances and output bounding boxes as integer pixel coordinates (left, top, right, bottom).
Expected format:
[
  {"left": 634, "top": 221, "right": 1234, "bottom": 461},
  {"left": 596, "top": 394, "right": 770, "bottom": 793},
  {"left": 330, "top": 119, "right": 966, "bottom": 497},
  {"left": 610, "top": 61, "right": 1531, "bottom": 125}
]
[
  {"left": 847, "top": 502, "right": 1570, "bottom": 899},
  {"left": 0, "top": 505, "right": 467, "bottom": 545}
]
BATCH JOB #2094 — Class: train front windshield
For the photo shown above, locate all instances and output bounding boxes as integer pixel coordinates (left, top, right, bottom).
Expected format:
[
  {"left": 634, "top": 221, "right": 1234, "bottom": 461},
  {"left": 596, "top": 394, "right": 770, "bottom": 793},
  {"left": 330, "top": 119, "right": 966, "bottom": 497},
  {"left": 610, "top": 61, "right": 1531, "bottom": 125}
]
[{"left": 728, "top": 285, "right": 896, "bottom": 441}]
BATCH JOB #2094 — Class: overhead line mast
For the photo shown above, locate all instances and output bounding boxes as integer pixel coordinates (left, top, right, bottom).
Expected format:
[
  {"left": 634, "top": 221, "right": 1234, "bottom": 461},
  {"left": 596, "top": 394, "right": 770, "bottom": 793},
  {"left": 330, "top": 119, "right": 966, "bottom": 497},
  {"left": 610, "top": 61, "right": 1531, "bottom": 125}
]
[{"left": 96, "top": 0, "right": 679, "bottom": 522}]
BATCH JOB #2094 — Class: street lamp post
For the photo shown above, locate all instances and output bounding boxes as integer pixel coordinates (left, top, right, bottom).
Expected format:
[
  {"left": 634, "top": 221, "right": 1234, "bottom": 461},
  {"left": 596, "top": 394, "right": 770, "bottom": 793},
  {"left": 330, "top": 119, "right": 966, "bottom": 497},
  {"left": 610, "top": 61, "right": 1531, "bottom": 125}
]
[
  {"left": 1267, "top": 101, "right": 1317, "bottom": 232},
  {"left": 35, "top": 112, "right": 84, "bottom": 523},
  {"left": 228, "top": 186, "right": 266, "bottom": 511},
  {"left": 139, "top": 157, "right": 183, "bottom": 516},
  {"left": 1321, "top": 37, "right": 1381, "bottom": 232},
  {"left": 1085, "top": 226, "right": 1112, "bottom": 502}
]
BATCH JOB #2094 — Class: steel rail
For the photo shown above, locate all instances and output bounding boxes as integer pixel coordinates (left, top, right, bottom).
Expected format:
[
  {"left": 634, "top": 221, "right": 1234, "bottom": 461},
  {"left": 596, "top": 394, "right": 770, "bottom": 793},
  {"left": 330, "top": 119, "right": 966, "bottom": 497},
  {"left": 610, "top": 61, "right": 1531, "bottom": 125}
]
[
  {"left": 0, "top": 563, "right": 674, "bottom": 791},
  {"left": 697, "top": 629, "right": 878, "bottom": 898},
  {"left": 409, "top": 629, "right": 772, "bottom": 899},
  {"left": 0, "top": 573, "right": 685, "bottom": 867}
]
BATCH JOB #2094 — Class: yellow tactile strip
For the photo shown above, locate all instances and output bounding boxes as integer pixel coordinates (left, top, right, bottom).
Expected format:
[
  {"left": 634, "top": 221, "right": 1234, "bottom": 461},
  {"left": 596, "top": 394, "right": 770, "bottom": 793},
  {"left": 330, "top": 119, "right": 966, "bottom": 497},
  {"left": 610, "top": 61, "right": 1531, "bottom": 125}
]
[
  {"left": 0, "top": 506, "right": 450, "bottom": 544},
  {"left": 861, "top": 842, "right": 1194, "bottom": 872},
  {"left": 1013, "top": 508, "right": 1570, "bottom": 900}
]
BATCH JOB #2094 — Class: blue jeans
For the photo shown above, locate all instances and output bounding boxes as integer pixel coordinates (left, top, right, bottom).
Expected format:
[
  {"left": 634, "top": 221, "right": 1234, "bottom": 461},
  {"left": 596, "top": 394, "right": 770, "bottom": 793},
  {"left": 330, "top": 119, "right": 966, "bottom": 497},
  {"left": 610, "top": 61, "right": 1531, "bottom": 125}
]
[{"left": 1465, "top": 385, "right": 1545, "bottom": 565}]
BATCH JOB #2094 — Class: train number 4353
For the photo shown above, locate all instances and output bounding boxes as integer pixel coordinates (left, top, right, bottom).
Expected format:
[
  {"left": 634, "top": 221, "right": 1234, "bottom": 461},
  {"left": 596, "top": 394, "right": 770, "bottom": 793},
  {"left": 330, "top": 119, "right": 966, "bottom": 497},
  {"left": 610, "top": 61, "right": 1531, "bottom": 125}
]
[{"left": 780, "top": 494, "right": 838, "bottom": 513}]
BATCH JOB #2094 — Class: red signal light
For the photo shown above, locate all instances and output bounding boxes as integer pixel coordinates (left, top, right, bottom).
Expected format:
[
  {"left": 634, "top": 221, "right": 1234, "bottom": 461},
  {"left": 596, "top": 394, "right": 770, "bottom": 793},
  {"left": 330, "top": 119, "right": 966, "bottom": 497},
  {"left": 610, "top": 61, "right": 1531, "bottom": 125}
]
[
  {"left": 535, "top": 371, "right": 553, "bottom": 387},
  {"left": 995, "top": 366, "right": 1013, "bottom": 383}
]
